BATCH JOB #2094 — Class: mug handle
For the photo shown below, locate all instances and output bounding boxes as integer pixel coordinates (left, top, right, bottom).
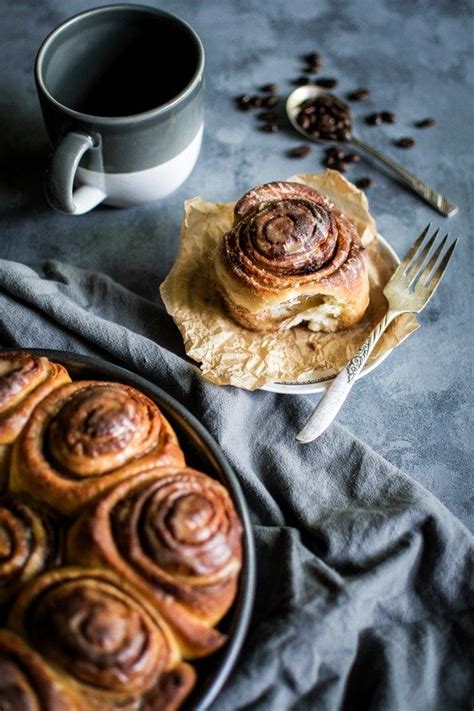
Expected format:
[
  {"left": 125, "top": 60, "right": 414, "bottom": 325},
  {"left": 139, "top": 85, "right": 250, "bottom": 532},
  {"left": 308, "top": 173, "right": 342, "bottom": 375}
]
[{"left": 45, "top": 132, "right": 107, "bottom": 215}]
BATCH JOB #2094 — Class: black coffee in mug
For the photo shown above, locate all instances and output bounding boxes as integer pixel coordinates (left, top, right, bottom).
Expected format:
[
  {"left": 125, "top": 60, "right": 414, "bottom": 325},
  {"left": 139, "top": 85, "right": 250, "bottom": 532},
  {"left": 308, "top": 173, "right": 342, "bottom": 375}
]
[
  {"left": 36, "top": 5, "right": 204, "bottom": 214},
  {"left": 44, "top": 11, "right": 200, "bottom": 117}
]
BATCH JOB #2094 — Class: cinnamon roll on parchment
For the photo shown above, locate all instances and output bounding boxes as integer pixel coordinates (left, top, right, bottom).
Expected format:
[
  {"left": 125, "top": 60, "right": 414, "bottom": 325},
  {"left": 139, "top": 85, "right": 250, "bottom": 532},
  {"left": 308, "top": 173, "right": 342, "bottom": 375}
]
[
  {"left": 8, "top": 567, "right": 196, "bottom": 711},
  {"left": 214, "top": 181, "right": 369, "bottom": 332},
  {"left": 0, "top": 629, "right": 87, "bottom": 710},
  {"left": 10, "top": 381, "right": 184, "bottom": 516},
  {"left": 68, "top": 466, "right": 243, "bottom": 658},
  {"left": 0, "top": 351, "right": 70, "bottom": 487},
  {"left": 0, "top": 495, "right": 59, "bottom": 605}
]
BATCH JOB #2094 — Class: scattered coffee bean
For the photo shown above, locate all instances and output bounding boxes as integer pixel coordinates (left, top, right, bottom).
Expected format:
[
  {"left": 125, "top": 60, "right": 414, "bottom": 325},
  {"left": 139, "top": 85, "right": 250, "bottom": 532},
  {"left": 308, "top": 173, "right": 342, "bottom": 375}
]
[
  {"left": 326, "top": 146, "right": 345, "bottom": 160},
  {"left": 305, "top": 52, "right": 321, "bottom": 65},
  {"left": 304, "top": 65, "right": 320, "bottom": 74},
  {"left": 257, "top": 110, "right": 277, "bottom": 122},
  {"left": 333, "top": 159, "right": 347, "bottom": 173},
  {"left": 415, "top": 117, "right": 436, "bottom": 128},
  {"left": 262, "top": 122, "right": 279, "bottom": 133},
  {"left": 294, "top": 76, "right": 310, "bottom": 86},
  {"left": 356, "top": 177, "right": 373, "bottom": 189},
  {"left": 347, "top": 88, "right": 370, "bottom": 101},
  {"left": 381, "top": 110, "right": 396, "bottom": 123},
  {"left": 261, "top": 83, "right": 278, "bottom": 93},
  {"left": 289, "top": 144, "right": 312, "bottom": 158},
  {"left": 365, "top": 112, "right": 383, "bottom": 125},
  {"left": 323, "top": 146, "right": 344, "bottom": 168},
  {"left": 394, "top": 136, "right": 415, "bottom": 148},
  {"left": 249, "top": 95, "right": 263, "bottom": 108},
  {"left": 315, "top": 77, "right": 338, "bottom": 89},
  {"left": 344, "top": 152, "right": 360, "bottom": 163},
  {"left": 262, "top": 95, "right": 279, "bottom": 108},
  {"left": 236, "top": 94, "right": 253, "bottom": 111}
]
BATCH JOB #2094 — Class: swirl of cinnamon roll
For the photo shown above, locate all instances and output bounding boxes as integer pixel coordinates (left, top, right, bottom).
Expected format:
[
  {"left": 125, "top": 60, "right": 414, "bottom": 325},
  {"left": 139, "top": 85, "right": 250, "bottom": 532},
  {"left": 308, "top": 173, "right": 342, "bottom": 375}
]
[
  {"left": 214, "top": 181, "right": 369, "bottom": 332},
  {"left": 68, "top": 467, "right": 243, "bottom": 658},
  {"left": 0, "top": 351, "right": 70, "bottom": 486},
  {"left": 9, "top": 381, "right": 184, "bottom": 516},
  {"left": 0, "top": 629, "right": 87, "bottom": 710},
  {"left": 0, "top": 496, "right": 58, "bottom": 604},
  {"left": 8, "top": 567, "right": 194, "bottom": 709}
]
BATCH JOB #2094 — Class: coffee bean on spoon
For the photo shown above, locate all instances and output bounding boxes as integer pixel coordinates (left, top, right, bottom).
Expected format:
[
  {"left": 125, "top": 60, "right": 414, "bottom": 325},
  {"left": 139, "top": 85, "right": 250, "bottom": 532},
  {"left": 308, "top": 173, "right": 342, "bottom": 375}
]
[
  {"left": 415, "top": 117, "right": 436, "bottom": 128},
  {"left": 356, "top": 177, "right": 373, "bottom": 189},
  {"left": 315, "top": 77, "right": 338, "bottom": 88},
  {"left": 347, "top": 88, "right": 370, "bottom": 101},
  {"left": 394, "top": 136, "right": 414, "bottom": 148},
  {"left": 260, "top": 83, "right": 278, "bottom": 93},
  {"left": 365, "top": 112, "right": 383, "bottom": 125},
  {"left": 297, "top": 94, "right": 353, "bottom": 142},
  {"left": 289, "top": 145, "right": 312, "bottom": 158},
  {"left": 297, "top": 114, "right": 311, "bottom": 130},
  {"left": 381, "top": 111, "right": 396, "bottom": 123}
]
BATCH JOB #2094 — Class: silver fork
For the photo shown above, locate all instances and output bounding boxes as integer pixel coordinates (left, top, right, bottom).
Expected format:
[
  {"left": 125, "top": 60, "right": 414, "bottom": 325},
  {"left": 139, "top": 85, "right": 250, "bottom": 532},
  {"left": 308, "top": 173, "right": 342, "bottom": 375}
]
[{"left": 296, "top": 225, "right": 458, "bottom": 443}]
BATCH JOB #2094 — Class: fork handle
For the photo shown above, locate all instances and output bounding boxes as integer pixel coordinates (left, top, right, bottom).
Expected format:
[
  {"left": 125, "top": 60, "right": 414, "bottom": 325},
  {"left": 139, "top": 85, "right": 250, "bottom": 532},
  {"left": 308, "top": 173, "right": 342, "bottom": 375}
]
[
  {"left": 351, "top": 137, "right": 458, "bottom": 217},
  {"left": 296, "top": 310, "right": 398, "bottom": 443}
]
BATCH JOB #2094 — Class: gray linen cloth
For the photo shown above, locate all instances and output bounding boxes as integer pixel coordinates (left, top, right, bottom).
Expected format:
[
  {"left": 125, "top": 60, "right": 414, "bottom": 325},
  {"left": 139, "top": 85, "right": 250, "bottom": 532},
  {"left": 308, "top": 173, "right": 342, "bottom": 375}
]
[{"left": 0, "top": 258, "right": 472, "bottom": 711}]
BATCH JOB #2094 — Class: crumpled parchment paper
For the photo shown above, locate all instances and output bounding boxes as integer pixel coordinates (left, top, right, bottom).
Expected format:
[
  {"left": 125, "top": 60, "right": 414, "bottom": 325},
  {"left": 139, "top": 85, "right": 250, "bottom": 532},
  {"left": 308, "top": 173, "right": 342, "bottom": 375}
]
[{"left": 160, "top": 170, "right": 419, "bottom": 390}]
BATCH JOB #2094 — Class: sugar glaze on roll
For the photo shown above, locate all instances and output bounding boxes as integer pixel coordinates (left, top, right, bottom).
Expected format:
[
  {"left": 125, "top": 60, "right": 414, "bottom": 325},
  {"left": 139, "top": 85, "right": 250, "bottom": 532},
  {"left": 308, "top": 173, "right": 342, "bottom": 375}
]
[{"left": 214, "top": 181, "right": 370, "bottom": 332}]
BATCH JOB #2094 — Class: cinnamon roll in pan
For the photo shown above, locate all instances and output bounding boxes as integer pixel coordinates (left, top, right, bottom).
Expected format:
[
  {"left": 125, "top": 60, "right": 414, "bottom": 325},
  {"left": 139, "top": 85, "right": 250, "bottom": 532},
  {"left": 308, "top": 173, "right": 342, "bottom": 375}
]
[
  {"left": 214, "top": 181, "right": 369, "bottom": 332},
  {"left": 0, "top": 629, "right": 87, "bottom": 710},
  {"left": 0, "top": 348, "right": 256, "bottom": 711},
  {"left": 8, "top": 567, "right": 196, "bottom": 710},
  {"left": 0, "top": 351, "right": 70, "bottom": 486},
  {"left": 0, "top": 495, "right": 59, "bottom": 604},
  {"left": 10, "top": 380, "right": 185, "bottom": 515},
  {"left": 68, "top": 466, "right": 243, "bottom": 658}
]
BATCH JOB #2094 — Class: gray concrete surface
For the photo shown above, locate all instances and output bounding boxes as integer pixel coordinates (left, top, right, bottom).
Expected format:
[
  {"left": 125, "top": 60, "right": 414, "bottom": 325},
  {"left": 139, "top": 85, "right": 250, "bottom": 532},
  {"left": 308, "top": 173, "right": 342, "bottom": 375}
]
[{"left": 1, "top": 0, "right": 472, "bottom": 529}]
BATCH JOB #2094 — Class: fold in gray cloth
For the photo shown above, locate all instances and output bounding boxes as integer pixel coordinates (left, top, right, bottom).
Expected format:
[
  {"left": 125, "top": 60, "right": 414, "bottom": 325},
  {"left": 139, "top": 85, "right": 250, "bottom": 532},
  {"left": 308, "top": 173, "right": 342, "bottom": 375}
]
[{"left": 0, "top": 258, "right": 472, "bottom": 711}]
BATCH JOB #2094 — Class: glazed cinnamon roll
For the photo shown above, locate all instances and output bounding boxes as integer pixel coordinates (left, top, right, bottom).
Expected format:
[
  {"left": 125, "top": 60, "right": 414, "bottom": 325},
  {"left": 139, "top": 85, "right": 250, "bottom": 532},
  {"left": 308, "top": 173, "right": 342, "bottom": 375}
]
[
  {"left": 214, "top": 181, "right": 369, "bottom": 332},
  {"left": 9, "top": 380, "right": 184, "bottom": 516},
  {"left": 0, "top": 629, "right": 87, "bottom": 710},
  {"left": 0, "top": 496, "right": 59, "bottom": 605},
  {"left": 8, "top": 567, "right": 195, "bottom": 710},
  {"left": 0, "top": 351, "right": 70, "bottom": 486},
  {"left": 68, "top": 467, "right": 243, "bottom": 658}
]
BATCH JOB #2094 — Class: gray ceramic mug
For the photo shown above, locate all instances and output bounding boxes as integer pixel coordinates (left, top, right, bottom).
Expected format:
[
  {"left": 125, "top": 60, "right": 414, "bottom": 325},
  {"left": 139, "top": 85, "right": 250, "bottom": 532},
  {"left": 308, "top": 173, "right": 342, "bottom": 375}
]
[{"left": 35, "top": 4, "right": 204, "bottom": 215}]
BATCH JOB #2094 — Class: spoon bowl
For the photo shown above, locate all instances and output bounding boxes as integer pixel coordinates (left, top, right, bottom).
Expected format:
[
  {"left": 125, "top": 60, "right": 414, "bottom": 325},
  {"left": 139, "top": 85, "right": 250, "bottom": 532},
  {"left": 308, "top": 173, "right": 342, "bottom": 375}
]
[
  {"left": 286, "top": 85, "right": 353, "bottom": 145},
  {"left": 285, "top": 86, "right": 458, "bottom": 217}
]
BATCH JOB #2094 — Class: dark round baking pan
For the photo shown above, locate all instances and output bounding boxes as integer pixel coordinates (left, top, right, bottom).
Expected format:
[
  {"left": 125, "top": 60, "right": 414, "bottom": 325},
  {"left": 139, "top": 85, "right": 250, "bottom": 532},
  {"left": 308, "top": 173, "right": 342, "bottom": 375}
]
[{"left": 20, "top": 349, "right": 256, "bottom": 711}]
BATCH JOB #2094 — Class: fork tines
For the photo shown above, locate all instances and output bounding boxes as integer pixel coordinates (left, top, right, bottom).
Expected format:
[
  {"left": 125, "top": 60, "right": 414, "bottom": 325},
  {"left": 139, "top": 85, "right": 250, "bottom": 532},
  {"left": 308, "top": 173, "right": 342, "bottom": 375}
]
[{"left": 402, "top": 224, "right": 458, "bottom": 293}]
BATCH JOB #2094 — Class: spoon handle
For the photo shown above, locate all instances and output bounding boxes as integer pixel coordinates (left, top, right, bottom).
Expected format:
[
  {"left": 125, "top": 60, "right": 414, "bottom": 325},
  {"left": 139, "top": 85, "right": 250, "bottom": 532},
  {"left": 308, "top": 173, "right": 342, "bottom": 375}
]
[{"left": 351, "top": 136, "right": 458, "bottom": 217}]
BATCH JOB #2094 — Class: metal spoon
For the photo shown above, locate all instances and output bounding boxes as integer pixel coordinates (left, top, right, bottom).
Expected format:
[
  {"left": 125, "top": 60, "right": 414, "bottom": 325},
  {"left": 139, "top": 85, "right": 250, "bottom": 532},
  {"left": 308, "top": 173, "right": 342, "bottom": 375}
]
[{"left": 286, "top": 85, "right": 458, "bottom": 217}]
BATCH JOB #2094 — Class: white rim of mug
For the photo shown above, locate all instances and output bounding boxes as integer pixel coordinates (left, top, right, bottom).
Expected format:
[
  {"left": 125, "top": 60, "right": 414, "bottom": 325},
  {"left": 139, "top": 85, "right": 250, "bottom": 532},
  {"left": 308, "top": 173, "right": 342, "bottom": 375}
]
[{"left": 35, "top": 3, "right": 205, "bottom": 125}]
